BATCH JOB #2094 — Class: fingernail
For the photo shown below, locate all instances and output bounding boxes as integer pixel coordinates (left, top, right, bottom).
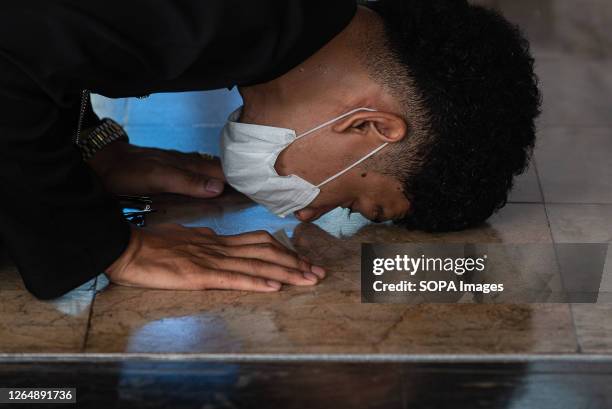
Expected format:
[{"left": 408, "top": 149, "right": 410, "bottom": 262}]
[
  {"left": 311, "top": 265, "right": 326, "bottom": 278},
  {"left": 206, "top": 179, "right": 224, "bottom": 193},
  {"left": 266, "top": 280, "right": 282, "bottom": 290},
  {"left": 303, "top": 272, "right": 319, "bottom": 282}
]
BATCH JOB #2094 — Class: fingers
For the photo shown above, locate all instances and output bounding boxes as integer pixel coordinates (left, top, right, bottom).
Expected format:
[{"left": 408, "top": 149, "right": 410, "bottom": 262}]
[
  {"left": 156, "top": 166, "right": 225, "bottom": 198},
  {"left": 190, "top": 226, "right": 216, "bottom": 236},
  {"left": 132, "top": 225, "right": 327, "bottom": 293},
  {"left": 191, "top": 266, "right": 282, "bottom": 292},
  {"left": 206, "top": 256, "right": 319, "bottom": 286},
  {"left": 204, "top": 230, "right": 326, "bottom": 279},
  {"left": 216, "top": 230, "right": 288, "bottom": 251},
  {"left": 191, "top": 229, "right": 282, "bottom": 249},
  {"left": 173, "top": 152, "right": 226, "bottom": 182},
  {"left": 212, "top": 242, "right": 317, "bottom": 275}
]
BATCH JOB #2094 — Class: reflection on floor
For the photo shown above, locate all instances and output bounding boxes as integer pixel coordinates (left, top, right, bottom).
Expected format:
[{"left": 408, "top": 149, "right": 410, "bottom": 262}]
[
  {"left": 2, "top": 360, "right": 612, "bottom": 409},
  {"left": 1, "top": 0, "right": 612, "bottom": 406}
]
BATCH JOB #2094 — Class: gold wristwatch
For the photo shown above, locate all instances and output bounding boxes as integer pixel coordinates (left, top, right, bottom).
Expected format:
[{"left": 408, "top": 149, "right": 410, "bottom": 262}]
[{"left": 76, "top": 118, "right": 129, "bottom": 161}]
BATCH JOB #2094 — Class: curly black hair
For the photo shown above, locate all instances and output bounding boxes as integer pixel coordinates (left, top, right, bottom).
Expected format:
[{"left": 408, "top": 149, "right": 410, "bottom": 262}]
[{"left": 365, "top": 0, "right": 541, "bottom": 232}]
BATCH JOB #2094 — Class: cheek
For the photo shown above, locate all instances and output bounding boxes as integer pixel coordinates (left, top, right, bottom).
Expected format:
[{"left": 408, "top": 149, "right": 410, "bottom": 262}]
[
  {"left": 361, "top": 175, "right": 390, "bottom": 196},
  {"left": 360, "top": 174, "right": 409, "bottom": 210},
  {"left": 317, "top": 177, "right": 354, "bottom": 204}
]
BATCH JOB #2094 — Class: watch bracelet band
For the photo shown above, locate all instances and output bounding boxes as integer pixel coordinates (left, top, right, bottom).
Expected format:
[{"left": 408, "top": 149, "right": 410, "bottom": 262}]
[{"left": 76, "top": 118, "right": 129, "bottom": 161}]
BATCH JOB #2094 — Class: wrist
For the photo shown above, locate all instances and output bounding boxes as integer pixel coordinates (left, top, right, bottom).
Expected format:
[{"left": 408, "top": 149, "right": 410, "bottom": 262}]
[
  {"left": 76, "top": 118, "right": 129, "bottom": 161},
  {"left": 88, "top": 139, "right": 130, "bottom": 178}
]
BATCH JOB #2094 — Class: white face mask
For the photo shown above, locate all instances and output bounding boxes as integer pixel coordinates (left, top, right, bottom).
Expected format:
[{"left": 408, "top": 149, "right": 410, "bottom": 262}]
[{"left": 220, "top": 107, "right": 388, "bottom": 218}]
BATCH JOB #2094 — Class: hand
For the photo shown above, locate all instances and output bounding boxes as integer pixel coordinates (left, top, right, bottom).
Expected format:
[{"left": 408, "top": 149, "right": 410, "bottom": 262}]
[
  {"left": 88, "top": 141, "right": 226, "bottom": 198},
  {"left": 105, "top": 224, "right": 327, "bottom": 292}
]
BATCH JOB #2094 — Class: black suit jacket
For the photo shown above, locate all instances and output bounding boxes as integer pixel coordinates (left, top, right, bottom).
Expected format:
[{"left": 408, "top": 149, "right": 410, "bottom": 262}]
[{"left": 0, "top": 0, "right": 356, "bottom": 299}]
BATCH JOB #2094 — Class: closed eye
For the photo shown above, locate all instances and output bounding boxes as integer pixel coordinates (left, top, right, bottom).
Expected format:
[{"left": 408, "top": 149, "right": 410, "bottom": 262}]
[{"left": 371, "top": 206, "right": 384, "bottom": 223}]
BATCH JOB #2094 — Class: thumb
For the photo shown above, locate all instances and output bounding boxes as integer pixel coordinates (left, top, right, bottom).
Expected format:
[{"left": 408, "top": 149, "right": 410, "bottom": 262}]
[{"left": 159, "top": 167, "right": 225, "bottom": 198}]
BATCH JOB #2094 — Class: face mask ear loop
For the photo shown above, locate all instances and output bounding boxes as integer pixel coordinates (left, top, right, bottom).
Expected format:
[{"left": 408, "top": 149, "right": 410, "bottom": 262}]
[
  {"left": 295, "top": 107, "right": 377, "bottom": 140},
  {"left": 316, "top": 142, "right": 389, "bottom": 188}
]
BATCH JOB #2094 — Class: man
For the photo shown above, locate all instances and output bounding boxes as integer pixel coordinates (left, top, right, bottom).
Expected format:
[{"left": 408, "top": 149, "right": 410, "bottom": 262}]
[{"left": 0, "top": 0, "right": 540, "bottom": 299}]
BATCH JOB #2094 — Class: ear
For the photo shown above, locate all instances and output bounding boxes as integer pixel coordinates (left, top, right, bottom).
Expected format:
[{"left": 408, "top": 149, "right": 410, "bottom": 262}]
[{"left": 331, "top": 110, "right": 407, "bottom": 143}]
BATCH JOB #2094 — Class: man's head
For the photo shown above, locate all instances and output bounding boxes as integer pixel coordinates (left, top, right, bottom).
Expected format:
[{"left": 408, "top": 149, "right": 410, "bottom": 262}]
[{"left": 237, "top": 0, "right": 541, "bottom": 231}]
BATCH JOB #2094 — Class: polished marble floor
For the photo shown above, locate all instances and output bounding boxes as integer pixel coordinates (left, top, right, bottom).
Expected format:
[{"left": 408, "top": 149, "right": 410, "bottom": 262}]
[{"left": 1, "top": 0, "right": 611, "bottom": 373}]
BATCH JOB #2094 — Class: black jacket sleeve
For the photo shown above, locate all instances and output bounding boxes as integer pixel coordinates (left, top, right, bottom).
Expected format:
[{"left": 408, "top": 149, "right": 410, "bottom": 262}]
[
  {"left": 0, "top": 55, "right": 131, "bottom": 299},
  {"left": 0, "top": 0, "right": 356, "bottom": 299}
]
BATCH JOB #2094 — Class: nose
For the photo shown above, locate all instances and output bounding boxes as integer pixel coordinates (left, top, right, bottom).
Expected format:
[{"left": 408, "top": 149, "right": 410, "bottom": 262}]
[
  {"left": 294, "top": 208, "right": 319, "bottom": 222},
  {"left": 294, "top": 207, "right": 331, "bottom": 222}
]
